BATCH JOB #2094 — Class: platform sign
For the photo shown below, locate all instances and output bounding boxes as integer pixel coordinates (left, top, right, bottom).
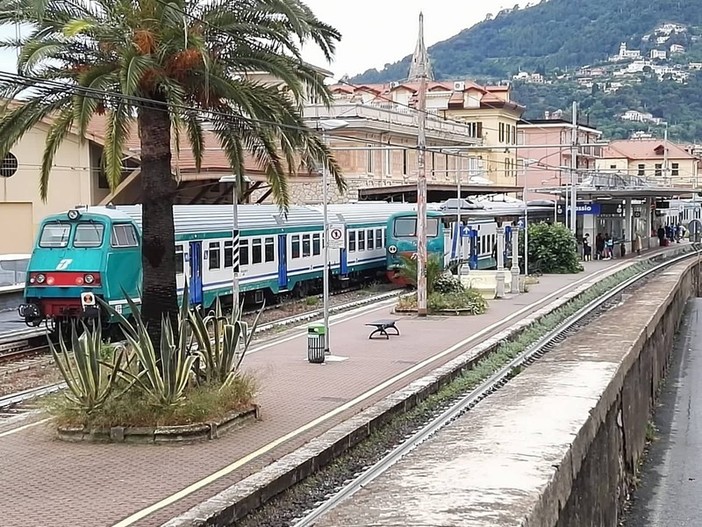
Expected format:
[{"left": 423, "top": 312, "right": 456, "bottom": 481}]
[
  {"left": 328, "top": 224, "right": 346, "bottom": 249},
  {"left": 461, "top": 225, "right": 472, "bottom": 237},
  {"left": 517, "top": 219, "right": 525, "bottom": 230}
]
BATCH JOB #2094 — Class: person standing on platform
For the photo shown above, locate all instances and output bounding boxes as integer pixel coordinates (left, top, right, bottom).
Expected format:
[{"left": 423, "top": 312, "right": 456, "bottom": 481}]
[{"left": 583, "top": 234, "right": 592, "bottom": 261}]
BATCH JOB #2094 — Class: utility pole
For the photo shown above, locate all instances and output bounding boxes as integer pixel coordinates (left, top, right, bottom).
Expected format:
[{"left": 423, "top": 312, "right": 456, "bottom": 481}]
[
  {"left": 664, "top": 123, "right": 669, "bottom": 186},
  {"left": 570, "top": 101, "right": 578, "bottom": 235},
  {"left": 414, "top": 12, "right": 429, "bottom": 317}
]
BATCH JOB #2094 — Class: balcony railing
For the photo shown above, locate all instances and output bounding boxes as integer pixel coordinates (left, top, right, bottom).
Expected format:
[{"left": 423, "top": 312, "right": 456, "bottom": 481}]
[{"left": 304, "top": 102, "right": 482, "bottom": 143}]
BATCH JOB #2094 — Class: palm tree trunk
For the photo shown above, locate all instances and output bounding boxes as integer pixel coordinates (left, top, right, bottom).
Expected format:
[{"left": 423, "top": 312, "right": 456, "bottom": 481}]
[{"left": 138, "top": 102, "right": 178, "bottom": 345}]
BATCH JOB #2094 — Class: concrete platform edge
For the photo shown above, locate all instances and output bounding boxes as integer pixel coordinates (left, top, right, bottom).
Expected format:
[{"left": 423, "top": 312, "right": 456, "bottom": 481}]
[{"left": 158, "top": 252, "right": 688, "bottom": 527}]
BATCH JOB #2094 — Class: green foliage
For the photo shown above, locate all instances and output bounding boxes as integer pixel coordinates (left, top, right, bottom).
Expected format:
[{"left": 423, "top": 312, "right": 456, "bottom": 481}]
[
  {"left": 189, "top": 297, "right": 262, "bottom": 388},
  {"left": 352, "top": 0, "right": 702, "bottom": 82},
  {"left": 50, "top": 323, "right": 127, "bottom": 414},
  {"left": 428, "top": 289, "right": 488, "bottom": 315},
  {"left": 522, "top": 222, "right": 584, "bottom": 274},
  {"left": 433, "top": 273, "right": 465, "bottom": 294},
  {"left": 0, "top": 0, "right": 345, "bottom": 208},
  {"left": 397, "top": 254, "right": 443, "bottom": 294}
]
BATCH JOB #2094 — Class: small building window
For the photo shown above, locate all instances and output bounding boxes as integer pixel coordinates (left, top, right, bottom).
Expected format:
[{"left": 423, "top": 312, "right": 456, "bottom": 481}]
[
  {"left": 367, "top": 145, "right": 374, "bottom": 174},
  {"left": 672, "top": 163, "right": 679, "bottom": 177},
  {"left": 208, "top": 241, "right": 220, "bottom": 270},
  {"left": 240, "top": 239, "right": 250, "bottom": 265},
  {"left": 402, "top": 150, "right": 408, "bottom": 175},
  {"left": 0, "top": 152, "right": 18, "bottom": 178},
  {"left": 637, "top": 164, "right": 645, "bottom": 176},
  {"left": 252, "top": 239, "right": 262, "bottom": 264},
  {"left": 264, "top": 237, "right": 275, "bottom": 262},
  {"left": 655, "top": 164, "right": 662, "bottom": 177}
]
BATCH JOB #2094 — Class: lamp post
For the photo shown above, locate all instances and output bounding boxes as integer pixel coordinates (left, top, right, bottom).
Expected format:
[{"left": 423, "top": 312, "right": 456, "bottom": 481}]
[{"left": 317, "top": 119, "right": 349, "bottom": 354}]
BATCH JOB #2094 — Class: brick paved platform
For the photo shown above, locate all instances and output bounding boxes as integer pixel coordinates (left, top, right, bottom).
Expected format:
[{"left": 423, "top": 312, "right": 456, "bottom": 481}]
[{"left": 0, "top": 248, "right": 683, "bottom": 527}]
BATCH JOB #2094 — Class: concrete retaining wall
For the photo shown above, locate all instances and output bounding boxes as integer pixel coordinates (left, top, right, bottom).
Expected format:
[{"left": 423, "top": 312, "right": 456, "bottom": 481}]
[{"left": 553, "top": 258, "right": 699, "bottom": 526}]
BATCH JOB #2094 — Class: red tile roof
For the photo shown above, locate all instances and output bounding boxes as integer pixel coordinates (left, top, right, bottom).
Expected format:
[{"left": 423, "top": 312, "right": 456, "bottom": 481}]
[{"left": 603, "top": 139, "right": 695, "bottom": 160}]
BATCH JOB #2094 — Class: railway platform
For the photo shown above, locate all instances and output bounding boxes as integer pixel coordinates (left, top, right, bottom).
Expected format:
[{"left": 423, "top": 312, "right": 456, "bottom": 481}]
[{"left": 0, "top": 247, "right": 687, "bottom": 527}]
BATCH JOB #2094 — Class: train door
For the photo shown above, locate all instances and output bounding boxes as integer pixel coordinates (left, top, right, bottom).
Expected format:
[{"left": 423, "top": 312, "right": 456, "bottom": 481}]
[
  {"left": 277, "top": 234, "right": 288, "bottom": 290},
  {"left": 340, "top": 248, "right": 348, "bottom": 276},
  {"left": 189, "top": 241, "right": 203, "bottom": 305}
]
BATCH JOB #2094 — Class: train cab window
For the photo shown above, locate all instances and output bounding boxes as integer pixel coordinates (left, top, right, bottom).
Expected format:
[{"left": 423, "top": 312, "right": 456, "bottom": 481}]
[
  {"left": 240, "top": 239, "right": 250, "bottom": 265},
  {"left": 39, "top": 222, "right": 71, "bottom": 248},
  {"left": 209, "top": 241, "right": 221, "bottom": 270},
  {"left": 348, "top": 231, "right": 356, "bottom": 252},
  {"left": 74, "top": 222, "right": 104, "bottom": 248},
  {"left": 252, "top": 239, "right": 262, "bottom": 264},
  {"left": 175, "top": 245, "right": 184, "bottom": 275},
  {"left": 302, "top": 234, "right": 311, "bottom": 257},
  {"left": 264, "top": 237, "right": 275, "bottom": 262},
  {"left": 312, "top": 233, "right": 321, "bottom": 256},
  {"left": 224, "top": 241, "right": 233, "bottom": 268},
  {"left": 111, "top": 224, "right": 139, "bottom": 248},
  {"left": 393, "top": 217, "right": 415, "bottom": 237},
  {"left": 375, "top": 229, "right": 383, "bottom": 249},
  {"left": 366, "top": 229, "right": 374, "bottom": 250},
  {"left": 427, "top": 218, "right": 439, "bottom": 237},
  {"left": 358, "top": 231, "right": 366, "bottom": 251},
  {"left": 291, "top": 235, "right": 300, "bottom": 259}
]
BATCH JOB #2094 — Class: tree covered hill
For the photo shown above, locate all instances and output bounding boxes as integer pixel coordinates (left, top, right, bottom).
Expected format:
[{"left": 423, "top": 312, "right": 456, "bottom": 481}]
[{"left": 351, "top": 0, "right": 702, "bottom": 82}]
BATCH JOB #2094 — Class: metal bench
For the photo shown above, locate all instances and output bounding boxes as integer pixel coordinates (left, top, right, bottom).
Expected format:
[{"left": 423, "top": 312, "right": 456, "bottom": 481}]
[{"left": 366, "top": 319, "right": 400, "bottom": 340}]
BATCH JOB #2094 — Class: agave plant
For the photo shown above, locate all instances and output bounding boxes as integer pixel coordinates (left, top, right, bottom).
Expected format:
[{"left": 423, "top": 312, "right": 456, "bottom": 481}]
[
  {"left": 101, "top": 292, "right": 198, "bottom": 408},
  {"left": 50, "top": 321, "right": 126, "bottom": 414},
  {"left": 189, "top": 297, "right": 264, "bottom": 389}
]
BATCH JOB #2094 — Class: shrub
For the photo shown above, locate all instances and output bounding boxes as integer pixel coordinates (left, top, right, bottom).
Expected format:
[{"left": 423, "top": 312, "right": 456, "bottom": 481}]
[
  {"left": 519, "top": 222, "right": 583, "bottom": 274},
  {"left": 428, "top": 289, "right": 488, "bottom": 314},
  {"left": 433, "top": 272, "right": 465, "bottom": 294}
]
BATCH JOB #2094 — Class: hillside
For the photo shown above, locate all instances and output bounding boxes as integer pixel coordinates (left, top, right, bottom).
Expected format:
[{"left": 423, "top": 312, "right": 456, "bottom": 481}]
[{"left": 351, "top": 0, "right": 702, "bottom": 82}]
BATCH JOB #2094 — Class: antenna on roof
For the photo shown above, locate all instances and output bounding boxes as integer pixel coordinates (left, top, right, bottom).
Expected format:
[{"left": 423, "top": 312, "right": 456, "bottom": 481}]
[{"left": 106, "top": 202, "right": 116, "bottom": 209}]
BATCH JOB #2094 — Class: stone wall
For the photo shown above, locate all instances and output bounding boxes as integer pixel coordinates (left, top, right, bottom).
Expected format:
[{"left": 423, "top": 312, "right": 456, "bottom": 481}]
[
  {"left": 249, "top": 177, "right": 401, "bottom": 205},
  {"left": 554, "top": 259, "right": 698, "bottom": 526}
]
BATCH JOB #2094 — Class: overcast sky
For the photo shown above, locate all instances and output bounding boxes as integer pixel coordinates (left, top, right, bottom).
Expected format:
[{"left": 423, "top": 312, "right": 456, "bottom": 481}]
[{"left": 0, "top": 0, "right": 533, "bottom": 79}]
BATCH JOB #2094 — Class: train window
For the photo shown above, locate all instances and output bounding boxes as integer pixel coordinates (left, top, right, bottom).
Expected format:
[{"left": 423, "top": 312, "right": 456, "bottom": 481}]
[
  {"left": 264, "top": 237, "right": 275, "bottom": 262},
  {"left": 358, "top": 230, "right": 366, "bottom": 251},
  {"left": 427, "top": 218, "right": 439, "bottom": 237},
  {"left": 394, "top": 217, "right": 415, "bottom": 237},
  {"left": 252, "top": 239, "right": 262, "bottom": 264},
  {"left": 348, "top": 231, "right": 356, "bottom": 252},
  {"left": 224, "top": 241, "right": 233, "bottom": 268},
  {"left": 302, "top": 234, "right": 311, "bottom": 257},
  {"left": 209, "top": 241, "right": 221, "bottom": 270},
  {"left": 366, "top": 229, "right": 374, "bottom": 250},
  {"left": 312, "top": 233, "right": 321, "bottom": 256},
  {"left": 175, "top": 245, "right": 184, "bottom": 275},
  {"left": 39, "top": 222, "right": 71, "bottom": 248},
  {"left": 291, "top": 235, "right": 300, "bottom": 259},
  {"left": 110, "top": 224, "right": 139, "bottom": 248},
  {"left": 240, "top": 239, "right": 250, "bottom": 265},
  {"left": 74, "top": 222, "right": 104, "bottom": 248},
  {"left": 375, "top": 229, "right": 383, "bottom": 248}
]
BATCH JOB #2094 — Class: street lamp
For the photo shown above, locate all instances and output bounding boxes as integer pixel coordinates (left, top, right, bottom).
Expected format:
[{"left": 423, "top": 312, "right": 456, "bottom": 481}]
[{"left": 317, "top": 119, "right": 349, "bottom": 354}]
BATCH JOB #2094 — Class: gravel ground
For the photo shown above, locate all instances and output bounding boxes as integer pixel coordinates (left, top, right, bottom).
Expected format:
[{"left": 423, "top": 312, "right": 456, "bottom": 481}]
[{"left": 0, "top": 358, "right": 62, "bottom": 397}]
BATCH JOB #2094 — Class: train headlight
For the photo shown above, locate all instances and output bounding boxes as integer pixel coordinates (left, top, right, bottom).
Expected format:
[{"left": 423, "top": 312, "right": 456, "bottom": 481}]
[
  {"left": 84, "top": 274, "right": 95, "bottom": 284},
  {"left": 67, "top": 209, "right": 81, "bottom": 220},
  {"left": 35, "top": 273, "right": 46, "bottom": 284},
  {"left": 388, "top": 245, "right": 398, "bottom": 254}
]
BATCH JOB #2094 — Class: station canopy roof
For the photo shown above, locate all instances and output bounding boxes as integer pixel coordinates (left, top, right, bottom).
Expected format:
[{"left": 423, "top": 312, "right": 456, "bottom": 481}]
[{"left": 536, "top": 172, "right": 697, "bottom": 200}]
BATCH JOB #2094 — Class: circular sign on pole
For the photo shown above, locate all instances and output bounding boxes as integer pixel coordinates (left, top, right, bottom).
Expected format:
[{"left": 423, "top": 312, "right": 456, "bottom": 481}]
[{"left": 328, "top": 223, "right": 346, "bottom": 249}]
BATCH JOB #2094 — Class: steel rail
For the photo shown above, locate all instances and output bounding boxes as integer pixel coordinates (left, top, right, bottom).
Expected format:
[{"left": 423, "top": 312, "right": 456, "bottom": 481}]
[
  {"left": 292, "top": 248, "right": 701, "bottom": 527},
  {"left": 0, "top": 381, "right": 66, "bottom": 410}
]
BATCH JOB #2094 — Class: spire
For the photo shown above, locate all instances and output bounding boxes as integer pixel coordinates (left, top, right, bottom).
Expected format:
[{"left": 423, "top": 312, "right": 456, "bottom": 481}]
[{"left": 408, "top": 11, "right": 433, "bottom": 81}]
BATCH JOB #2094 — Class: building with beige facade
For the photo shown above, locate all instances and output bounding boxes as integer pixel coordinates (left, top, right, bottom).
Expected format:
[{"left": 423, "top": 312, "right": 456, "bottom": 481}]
[{"left": 595, "top": 138, "right": 700, "bottom": 187}]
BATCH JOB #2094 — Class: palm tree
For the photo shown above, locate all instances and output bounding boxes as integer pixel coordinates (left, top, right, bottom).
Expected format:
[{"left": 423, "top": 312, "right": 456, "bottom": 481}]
[{"left": 0, "top": 0, "right": 344, "bottom": 341}]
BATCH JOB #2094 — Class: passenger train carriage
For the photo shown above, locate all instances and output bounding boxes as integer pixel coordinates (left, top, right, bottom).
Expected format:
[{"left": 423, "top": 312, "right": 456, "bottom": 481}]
[{"left": 19, "top": 202, "right": 414, "bottom": 328}]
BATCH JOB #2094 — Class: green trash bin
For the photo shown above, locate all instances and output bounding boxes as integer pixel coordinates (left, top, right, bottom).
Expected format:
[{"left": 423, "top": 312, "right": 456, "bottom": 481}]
[{"left": 308, "top": 323, "right": 326, "bottom": 364}]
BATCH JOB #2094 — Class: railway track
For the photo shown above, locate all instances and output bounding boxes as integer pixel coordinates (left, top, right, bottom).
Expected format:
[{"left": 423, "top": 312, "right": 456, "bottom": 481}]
[{"left": 289, "top": 250, "right": 699, "bottom": 527}]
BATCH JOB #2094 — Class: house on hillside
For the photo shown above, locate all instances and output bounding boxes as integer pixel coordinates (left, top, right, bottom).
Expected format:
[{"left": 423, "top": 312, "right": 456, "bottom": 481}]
[{"left": 595, "top": 139, "right": 699, "bottom": 186}]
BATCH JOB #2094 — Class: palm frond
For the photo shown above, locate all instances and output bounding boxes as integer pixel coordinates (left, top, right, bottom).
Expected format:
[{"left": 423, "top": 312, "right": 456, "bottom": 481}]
[{"left": 103, "top": 100, "right": 133, "bottom": 190}]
